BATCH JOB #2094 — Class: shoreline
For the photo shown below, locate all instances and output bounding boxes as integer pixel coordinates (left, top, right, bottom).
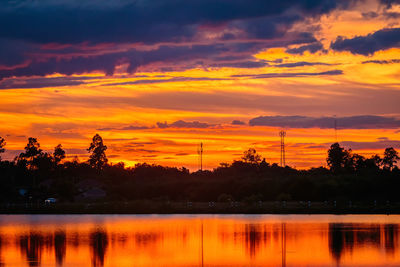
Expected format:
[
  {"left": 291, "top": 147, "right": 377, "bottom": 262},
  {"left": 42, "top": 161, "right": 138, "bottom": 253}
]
[{"left": 1, "top": 201, "right": 399, "bottom": 215}]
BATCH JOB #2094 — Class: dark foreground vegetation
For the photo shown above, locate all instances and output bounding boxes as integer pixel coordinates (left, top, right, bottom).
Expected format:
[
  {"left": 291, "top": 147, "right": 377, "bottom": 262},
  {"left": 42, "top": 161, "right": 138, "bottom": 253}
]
[{"left": 0, "top": 134, "right": 399, "bottom": 214}]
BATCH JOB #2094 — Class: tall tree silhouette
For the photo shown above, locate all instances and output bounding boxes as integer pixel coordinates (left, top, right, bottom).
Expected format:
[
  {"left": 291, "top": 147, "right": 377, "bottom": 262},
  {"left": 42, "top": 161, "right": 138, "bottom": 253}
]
[
  {"left": 351, "top": 153, "right": 382, "bottom": 171},
  {"left": 368, "top": 154, "right": 382, "bottom": 169},
  {"left": 327, "top": 143, "right": 352, "bottom": 173},
  {"left": 87, "top": 134, "right": 108, "bottom": 169},
  {"left": 242, "top": 148, "right": 262, "bottom": 164},
  {"left": 16, "top": 137, "right": 43, "bottom": 170},
  {"left": 351, "top": 154, "right": 365, "bottom": 171},
  {"left": 382, "top": 147, "right": 399, "bottom": 170},
  {"left": 0, "top": 136, "right": 5, "bottom": 160},
  {"left": 53, "top": 144, "right": 66, "bottom": 165}
]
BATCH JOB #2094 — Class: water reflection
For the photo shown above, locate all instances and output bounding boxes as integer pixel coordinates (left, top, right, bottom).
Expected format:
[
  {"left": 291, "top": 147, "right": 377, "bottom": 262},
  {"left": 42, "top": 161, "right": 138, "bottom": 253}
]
[
  {"left": 0, "top": 234, "right": 3, "bottom": 267},
  {"left": 244, "top": 224, "right": 263, "bottom": 258},
  {"left": 385, "top": 224, "right": 398, "bottom": 255},
  {"left": 19, "top": 233, "right": 44, "bottom": 267},
  {"left": 0, "top": 215, "right": 399, "bottom": 266},
  {"left": 328, "top": 222, "right": 400, "bottom": 264},
  {"left": 90, "top": 230, "right": 108, "bottom": 267},
  {"left": 54, "top": 231, "right": 66, "bottom": 266}
]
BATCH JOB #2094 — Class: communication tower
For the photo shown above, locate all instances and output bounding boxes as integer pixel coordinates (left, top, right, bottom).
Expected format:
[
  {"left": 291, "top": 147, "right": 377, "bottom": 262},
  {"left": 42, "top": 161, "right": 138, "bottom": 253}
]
[
  {"left": 279, "top": 130, "right": 286, "bottom": 167},
  {"left": 197, "top": 142, "right": 203, "bottom": 171}
]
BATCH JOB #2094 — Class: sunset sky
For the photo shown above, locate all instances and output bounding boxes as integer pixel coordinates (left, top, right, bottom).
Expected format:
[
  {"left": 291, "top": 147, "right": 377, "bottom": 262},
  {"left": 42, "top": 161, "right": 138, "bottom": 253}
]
[{"left": 0, "top": 0, "right": 400, "bottom": 170}]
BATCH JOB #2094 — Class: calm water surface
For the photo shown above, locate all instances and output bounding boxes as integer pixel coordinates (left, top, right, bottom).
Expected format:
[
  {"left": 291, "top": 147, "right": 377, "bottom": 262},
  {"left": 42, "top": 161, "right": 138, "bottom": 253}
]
[{"left": 0, "top": 214, "right": 399, "bottom": 266}]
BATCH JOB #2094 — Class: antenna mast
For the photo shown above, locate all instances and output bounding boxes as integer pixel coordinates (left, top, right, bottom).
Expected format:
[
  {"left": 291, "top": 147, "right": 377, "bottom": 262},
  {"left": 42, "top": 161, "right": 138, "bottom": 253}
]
[
  {"left": 279, "top": 130, "right": 286, "bottom": 167},
  {"left": 197, "top": 142, "right": 203, "bottom": 171},
  {"left": 334, "top": 115, "right": 338, "bottom": 142}
]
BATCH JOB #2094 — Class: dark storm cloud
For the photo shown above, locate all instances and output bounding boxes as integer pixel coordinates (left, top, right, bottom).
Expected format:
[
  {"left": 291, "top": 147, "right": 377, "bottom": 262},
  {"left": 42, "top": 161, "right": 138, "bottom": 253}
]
[
  {"left": 0, "top": 44, "right": 230, "bottom": 79},
  {"left": 330, "top": 28, "right": 400, "bottom": 55},
  {"left": 0, "top": 0, "right": 354, "bottom": 44},
  {"left": 0, "top": 40, "right": 333, "bottom": 80},
  {"left": 0, "top": 39, "right": 36, "bottom": 67},
  {"left": 0, "top": 0, "right": 360, "bottom": 78},
  {"left": 157, "top": 120, "right": 212, "bottom": 129},
  {"left": 380, "top": 0, "right": 400, "bottom": 7},
  {"left": 249, "top": 115, "right": 400, "bottom": 129},
  {"left": 229, "top": 15, "right": 305, "bottom": 40}
]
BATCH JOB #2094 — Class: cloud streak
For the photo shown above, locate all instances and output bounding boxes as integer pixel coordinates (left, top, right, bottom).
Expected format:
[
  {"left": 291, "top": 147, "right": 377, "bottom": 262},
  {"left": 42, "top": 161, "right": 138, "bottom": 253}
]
[
  {"left": 157, "top": 120, "right": 213, "bottom": 129},
  {"left": 340, "top": 139, "right": 400, "bottom": 150},
  {"left": 97, "top": 125, "right": 151, "bottom": 131},
  {"left": 362, "top": 59, "right": 400, "bottom": 64},
  {"left": 232, "top": 70, "right": 343, "bottom": 79},
  {"left": 286, "top": 42, "right": 325, "bottom": 54},
  {"left": 0, "top": 76, "right": 94, "bottom": 89},
  {"left": 106, "top": 76, "right": 227, "bottom": 86},
  {"left": 249, "top": 115, "right": 400, "bottom": 129}
]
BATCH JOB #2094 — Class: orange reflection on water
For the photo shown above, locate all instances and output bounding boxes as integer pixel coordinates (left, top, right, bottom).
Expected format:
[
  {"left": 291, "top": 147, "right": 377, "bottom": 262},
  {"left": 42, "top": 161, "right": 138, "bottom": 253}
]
[{"left": 0, "top": 215, "right": 400, "bottom": 267}]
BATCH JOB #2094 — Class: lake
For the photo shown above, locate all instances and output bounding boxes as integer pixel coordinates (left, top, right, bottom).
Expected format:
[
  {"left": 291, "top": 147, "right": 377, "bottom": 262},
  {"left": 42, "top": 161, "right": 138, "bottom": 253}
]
[{"left": 0, "top": 214, "right": 399, "bottom": 266}]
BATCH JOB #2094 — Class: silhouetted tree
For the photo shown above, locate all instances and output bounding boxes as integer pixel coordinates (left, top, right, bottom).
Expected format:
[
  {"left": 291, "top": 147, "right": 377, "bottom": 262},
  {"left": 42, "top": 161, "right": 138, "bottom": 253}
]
[
  {"left": 0, "top": 137, "right": 5, "bottom": 160},
  {"left": 352, "top": 154, "right": 382, "bottom": 172},
  {"left": 1, "top": 136, "right": 400, "bottom": 204},
  {"left": 16, "top": 137, "right": 43, "bottom": 170},
  {"left": 242, "top": 148, "right": 262, "bottom": 164},
  {"left": 368, "top": 154, "right": 382, "bottom": 169},
  {"left": 219, "top": 162, "right": 230, "bottom": 168},
  {"left": 351, "top": 153, "right": 365, "bottom": 172},
  {"left": 327, "top": 143, "right": 352, "bottom": 173},
  {"left": 383, "top": 147, "right": 399, "bottom": 170},
  {"left": 24, "top": 138, "right": 42, "bottom": 159},
  {"left": 53, "top": 144, "right": 66, "bottom": 165},
  {"left": 87, "top": 134, "right": 108, "bottom": 169},
  {"left": 33, "top": 152, "right": 53, "bottom": 172}
]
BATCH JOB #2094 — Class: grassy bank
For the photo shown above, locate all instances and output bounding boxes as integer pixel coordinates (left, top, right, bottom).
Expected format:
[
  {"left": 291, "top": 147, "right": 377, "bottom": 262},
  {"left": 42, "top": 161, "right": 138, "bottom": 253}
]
[{"left": 0, "top": 201, "right": 399, "bottom": 214}]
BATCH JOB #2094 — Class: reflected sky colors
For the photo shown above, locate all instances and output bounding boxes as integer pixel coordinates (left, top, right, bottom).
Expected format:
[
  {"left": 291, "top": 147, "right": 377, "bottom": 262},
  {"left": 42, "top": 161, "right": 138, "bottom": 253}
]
[
  {"left": 0, "top": 0, "right": 400, "bottom": 169},
  {"left": 0, "top": 215, "right": 400, "bottom": 266}
]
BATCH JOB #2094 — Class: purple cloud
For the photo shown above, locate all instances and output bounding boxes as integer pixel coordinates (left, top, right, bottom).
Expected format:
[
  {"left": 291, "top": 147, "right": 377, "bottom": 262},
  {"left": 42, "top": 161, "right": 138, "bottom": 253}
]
[
  {"left": 232, "top": 70, "right": 343, "bottom": 79},
  {"left": 157, "top": 120, "right": 212, "bottom": 129},
  {"left": 286, "top": 42, "right": 324, "bottom": 54},
  {"left": 249, "top": 115, "right": 400, "bottom": 129},
  {"left": 0, "top": 0, "right": 361, "bottom": 78},
  {"left": 232, "top": 120, "right": 246, "bottom": 125},
  {"left": 331, "top": 28, "right": 400, "bottom": 55}
]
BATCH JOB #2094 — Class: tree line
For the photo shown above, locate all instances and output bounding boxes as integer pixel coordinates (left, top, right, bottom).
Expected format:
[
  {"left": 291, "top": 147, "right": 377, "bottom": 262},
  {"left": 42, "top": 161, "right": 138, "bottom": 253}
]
[{"left": 0, "top": 134, "right": 399, "bottom": 203}]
